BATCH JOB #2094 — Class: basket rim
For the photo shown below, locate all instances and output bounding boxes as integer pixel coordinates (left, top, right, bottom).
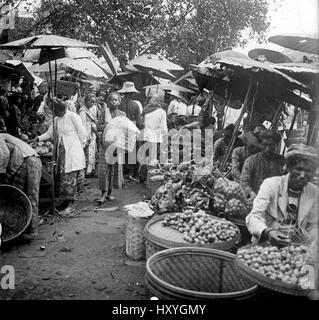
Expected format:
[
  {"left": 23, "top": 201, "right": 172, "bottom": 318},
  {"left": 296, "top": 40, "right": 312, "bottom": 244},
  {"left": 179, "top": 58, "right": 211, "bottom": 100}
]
[
  {"left": 144, "top": 213, "right": 241, "bottom": 251},
  {"left": 146, "top": 247, "right": 258, "bottom": 298},
  {"left": 0, "top": 184, "right": 33, "bottom": 242},
  {"left": 235, "top": 244, "right": 312, "bottom": 296}
]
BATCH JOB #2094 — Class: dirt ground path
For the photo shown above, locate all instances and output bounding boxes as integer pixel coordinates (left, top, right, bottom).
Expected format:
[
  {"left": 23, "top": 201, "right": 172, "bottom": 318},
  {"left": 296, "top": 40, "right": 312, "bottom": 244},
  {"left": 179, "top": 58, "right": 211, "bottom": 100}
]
[{"left": 0, "top": 178, "right": 150, "bottom": 300}]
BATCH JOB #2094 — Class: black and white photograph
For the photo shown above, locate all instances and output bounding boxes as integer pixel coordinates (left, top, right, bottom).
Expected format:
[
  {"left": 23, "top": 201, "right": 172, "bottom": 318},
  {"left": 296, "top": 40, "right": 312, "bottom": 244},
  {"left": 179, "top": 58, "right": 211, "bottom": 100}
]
[{"left": 0, "top": 0, "right": 318, "bottom": 305}]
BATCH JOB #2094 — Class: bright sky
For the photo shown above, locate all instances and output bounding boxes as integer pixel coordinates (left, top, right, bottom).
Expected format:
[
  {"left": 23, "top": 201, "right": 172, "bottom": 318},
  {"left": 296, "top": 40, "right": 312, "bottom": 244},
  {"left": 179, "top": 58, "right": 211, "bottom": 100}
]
[{"left": 236, "top": 0, "right": 319, "bottom": 54}]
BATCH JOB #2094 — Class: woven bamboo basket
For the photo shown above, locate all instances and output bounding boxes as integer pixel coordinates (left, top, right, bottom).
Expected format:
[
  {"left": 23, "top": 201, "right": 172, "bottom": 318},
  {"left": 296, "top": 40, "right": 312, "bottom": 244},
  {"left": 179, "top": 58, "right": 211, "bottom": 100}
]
[
  {"left": 144, "top": 214, "right": 241, "bottom": 260},
  {"left": 0, "top": 184, "right": 32, "bottom": 242},
  {"left": 235, "top": 244, "right": 312, "bottom": 296},
  {"left": 125, "top": 212, "right": 152, "bottom": 261},
  {"left": 145, "top": 247, "right": 258, "bottom": 300}
]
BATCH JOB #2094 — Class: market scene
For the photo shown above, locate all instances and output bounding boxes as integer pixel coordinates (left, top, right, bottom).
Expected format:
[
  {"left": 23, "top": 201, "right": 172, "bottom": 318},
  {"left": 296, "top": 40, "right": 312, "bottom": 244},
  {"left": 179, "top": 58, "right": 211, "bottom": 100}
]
[{"left": 0, "top": 0, "right": 319, "bottom": 301}]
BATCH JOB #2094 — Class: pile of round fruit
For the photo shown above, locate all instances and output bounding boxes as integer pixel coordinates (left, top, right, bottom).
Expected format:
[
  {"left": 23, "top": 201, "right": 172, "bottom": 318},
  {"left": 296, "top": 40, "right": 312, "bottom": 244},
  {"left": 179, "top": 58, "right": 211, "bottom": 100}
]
[
  {"left": 161, "top": 210, "right": 239, "bottom": 245},
  {"left": 213, "top": 178, "right": 249, "bottom": 218},
  {"left": 30, "top": 141, "right": 53, "bottom": 156},
  {"left": 237, "top": 245, "right": 309, "bottom": 287}
]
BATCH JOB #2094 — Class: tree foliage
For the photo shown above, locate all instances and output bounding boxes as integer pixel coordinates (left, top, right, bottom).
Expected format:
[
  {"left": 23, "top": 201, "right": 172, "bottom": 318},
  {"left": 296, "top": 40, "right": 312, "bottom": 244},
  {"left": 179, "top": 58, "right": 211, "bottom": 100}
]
[{"left": 30, "top": 0, "right": 272, "bottom": 69}]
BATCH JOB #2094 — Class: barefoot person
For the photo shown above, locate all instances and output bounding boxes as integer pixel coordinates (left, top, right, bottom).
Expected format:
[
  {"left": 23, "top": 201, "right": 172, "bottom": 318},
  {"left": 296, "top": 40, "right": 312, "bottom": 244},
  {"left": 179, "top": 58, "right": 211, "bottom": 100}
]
[
  {"left": 97, "top": 92, "right": 126, "bottom": 204},
  {"left": 35, "top": 99, "right": 87, "bottom": 216}
]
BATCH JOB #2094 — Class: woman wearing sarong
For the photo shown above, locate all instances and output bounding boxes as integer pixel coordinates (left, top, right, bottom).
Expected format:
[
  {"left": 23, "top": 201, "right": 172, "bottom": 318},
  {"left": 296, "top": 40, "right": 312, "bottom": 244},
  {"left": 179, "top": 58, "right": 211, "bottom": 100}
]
[
  {"left": 78, "top": 93, "right": 98, "bottom": 175},
  {"left": 97, "top": 92, "right": 126, "bottom": 204},
  {"left": 37, "top": 99, "right": 87, "bottom": 216}
]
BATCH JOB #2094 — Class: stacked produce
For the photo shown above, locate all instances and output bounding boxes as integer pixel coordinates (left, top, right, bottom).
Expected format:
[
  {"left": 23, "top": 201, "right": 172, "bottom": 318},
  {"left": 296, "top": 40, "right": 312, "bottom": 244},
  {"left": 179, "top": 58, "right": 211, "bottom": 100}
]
[
  {"left": 212, "top": 178, "right": 249, "bottom": 219},
  {"left": 150, "top": 161, "right": 215, "bottom": 214},
  {"left": 237, "top": 245, "right": 309, "bottom": 287},
  {"left": 162, "top": 210, "right": 239, "bottom": 244},
  {"left": 30, "top": 141, "right": 53, "bottom": 156}
]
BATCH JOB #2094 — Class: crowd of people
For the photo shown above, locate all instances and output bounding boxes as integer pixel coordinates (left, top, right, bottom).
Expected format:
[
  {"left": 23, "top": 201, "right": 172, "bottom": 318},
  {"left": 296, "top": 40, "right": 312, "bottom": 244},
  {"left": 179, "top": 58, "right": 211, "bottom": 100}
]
[{"left": 0, "top": 77, "right": 318, "bottom": 257}]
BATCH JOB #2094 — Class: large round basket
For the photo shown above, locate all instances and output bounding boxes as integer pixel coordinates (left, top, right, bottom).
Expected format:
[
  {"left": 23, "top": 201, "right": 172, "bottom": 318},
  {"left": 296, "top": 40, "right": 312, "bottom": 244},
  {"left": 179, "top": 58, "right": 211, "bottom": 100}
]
[
  {"left": 144, "top": 214, "right": 241, "bottom": 260},
  {"left": 234, "top": 244, "right": 312, "bottom": 296},
  {"left": 0, "top": 184, "right": 32, "bottom": 242},
  {"left": 145, "top": 247, "right": 258, "bottom": 300}
]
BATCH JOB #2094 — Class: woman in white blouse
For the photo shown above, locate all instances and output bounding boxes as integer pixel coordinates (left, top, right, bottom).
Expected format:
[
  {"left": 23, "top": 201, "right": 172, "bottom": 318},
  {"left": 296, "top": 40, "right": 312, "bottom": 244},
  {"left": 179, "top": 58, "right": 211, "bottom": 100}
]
[{"left": 36, "top": 99, "right": 87, "bottom": 216}]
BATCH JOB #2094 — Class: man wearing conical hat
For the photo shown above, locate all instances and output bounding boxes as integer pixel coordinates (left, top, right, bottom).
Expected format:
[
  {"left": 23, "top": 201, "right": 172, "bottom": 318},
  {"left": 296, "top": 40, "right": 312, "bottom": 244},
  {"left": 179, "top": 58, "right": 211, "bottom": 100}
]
[{"left": 117, "top": 82, "right": 142, "bottom": 181}]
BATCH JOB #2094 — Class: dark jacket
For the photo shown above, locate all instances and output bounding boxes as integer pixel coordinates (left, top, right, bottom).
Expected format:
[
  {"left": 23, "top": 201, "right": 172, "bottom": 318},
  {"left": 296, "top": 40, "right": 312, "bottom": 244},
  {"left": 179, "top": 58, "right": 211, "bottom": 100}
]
[{"left": 118, "top": 97, "right": 142, "bottom": 129}]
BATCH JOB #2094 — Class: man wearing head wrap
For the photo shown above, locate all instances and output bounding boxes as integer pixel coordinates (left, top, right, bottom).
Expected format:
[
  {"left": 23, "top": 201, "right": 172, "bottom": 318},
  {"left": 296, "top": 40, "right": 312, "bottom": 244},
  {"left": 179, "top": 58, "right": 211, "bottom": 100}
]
[
  {"left": 35, "top": 99, "right": 87, "bottom": 217},
  {"left": 246, "top": 144, "right": 319, "bottom": 246},
  {"left": 231, "top": 131, "right": 263, "bottom": 182},
  {"left": 240, "top": 129, "right": 285, "bottom": 200},
  {"left": 212, "top": 123, "right": 243, "bottom": 164},
  {"left": 0, "top": 133, "right": 42, "bottom": 239}
]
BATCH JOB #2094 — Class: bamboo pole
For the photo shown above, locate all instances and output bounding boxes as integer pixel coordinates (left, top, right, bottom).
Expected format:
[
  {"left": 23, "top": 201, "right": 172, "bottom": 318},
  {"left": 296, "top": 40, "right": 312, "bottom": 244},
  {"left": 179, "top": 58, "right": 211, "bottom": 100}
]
[
  {"left": 282, "top": 106, "right": 299, "bottom": 155},
  {"left": 48, "top": 55, "right": 56, "bottom": 216},
  {"left": 220, "top": 75, "right": 254, "bottom": 171}
]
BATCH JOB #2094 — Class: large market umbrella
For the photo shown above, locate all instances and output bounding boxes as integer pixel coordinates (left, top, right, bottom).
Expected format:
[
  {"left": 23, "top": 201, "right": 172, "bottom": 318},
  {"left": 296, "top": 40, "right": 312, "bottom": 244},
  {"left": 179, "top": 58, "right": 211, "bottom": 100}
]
[
  {"left": 248, "top": 48, "right": 293, "bottom": 63},
  {"left": 268, "top": 34, "right": 319, "bottom": 55},
  {"left": 0, "top": 34, "right": 98, "bottom": 49},
  {"left": 30, "top": 57, "right": 110, "bottom": 80},
  {"left": 272, "top": 62, "right": 319, "bottom": 87},
  {"left": 18, "top": 47, "right": 98, "bottom": 63},
  {"left": 0, "top": 60, "right": 43, "bottom": 85},
  {"left": 197, "top": 50, "right": 250, "bottom": 67},
  {"left": 0, "top": 35, "right": 98, "bottom": 216},
  {"left": 127, "top": 54, "right": 183, "bottom": 80}
]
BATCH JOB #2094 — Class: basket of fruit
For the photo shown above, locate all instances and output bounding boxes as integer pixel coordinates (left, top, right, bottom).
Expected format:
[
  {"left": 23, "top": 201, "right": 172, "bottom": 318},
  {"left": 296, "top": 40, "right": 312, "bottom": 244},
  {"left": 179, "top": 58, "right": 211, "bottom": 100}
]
[
  {"left": 235, "top": 243, "right": 313, "bottom": 296},
  {"left": 144, "top": 210, "right": 241, "bottom": 259},
  {"left": 0, "top": 184, "right": 32, "bottom": 242},
  {"left": 145, "top": 247, "right": 258, "bottom": 300},
  {"left": 30, "top": 141, "right": 53, "bottom": 156}
]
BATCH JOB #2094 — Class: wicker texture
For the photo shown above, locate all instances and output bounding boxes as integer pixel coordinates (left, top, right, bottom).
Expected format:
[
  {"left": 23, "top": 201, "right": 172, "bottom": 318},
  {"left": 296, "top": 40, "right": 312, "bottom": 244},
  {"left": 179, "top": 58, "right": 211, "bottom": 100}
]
[
  {"left": 146, "top": 247, "right": 257, "bottom": 300},
  {"left": 145, "top": 239, "right": 165, "bottom": 260},
  {"left": 0, "top": 184, "right": 32, "bottom": 242},
  {"left": 144, "top": 214, "right": 240, "bottom": 257},
  {"left": 126, "top": 214, "right": 149, "bottom": 260}
]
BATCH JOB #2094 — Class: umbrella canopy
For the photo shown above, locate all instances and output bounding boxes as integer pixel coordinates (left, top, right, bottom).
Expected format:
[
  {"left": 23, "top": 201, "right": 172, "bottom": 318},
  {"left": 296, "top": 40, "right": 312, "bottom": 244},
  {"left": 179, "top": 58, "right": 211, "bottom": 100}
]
[
  {"left": 143, "top": 82, "right": 195, "bottom": 93},
  {"left": 197, "top": 50, "right": 250, "bottom": 67},
  {"left": 127, "top": 54, "right": 183, "bottom": 80},
  {"left": 0, "top": 34, "right": 98, "bottom": 49},
  {"left": 0, "top": 60, "right": 44, "bottom": 85},
  {"left": 19, "top": 47, "right": 98, "bottom": 63},
  {"left": 272, "top": 62, "right": 319, "bottom": 88},
  {"left": 248, "top": 48, "right": 293, "bottom": 63},
  {"left": 30, "top": 57, "right": 110, "bottom": 80},
  {"left": 268, "top": 34, "right": 319, "bottom": 55}
]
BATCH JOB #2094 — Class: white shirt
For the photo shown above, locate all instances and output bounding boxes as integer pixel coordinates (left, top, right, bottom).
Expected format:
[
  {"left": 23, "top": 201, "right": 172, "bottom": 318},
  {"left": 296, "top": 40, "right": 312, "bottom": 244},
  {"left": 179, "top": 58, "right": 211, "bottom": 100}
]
[
  {"left": 167, "top": 99, "right": 188, "bottom": 116},
  {"left": 134, "top": 100, "right": 143, "bottom": 114},
  {"left": 142, "top": 108, "right": 168, "bottom": 143},
  {"left": 187, "top": 104, "right": 201, "bottom": 116},
  {"left": 39, "top": 111, "right": 87, "bottom": 173}
]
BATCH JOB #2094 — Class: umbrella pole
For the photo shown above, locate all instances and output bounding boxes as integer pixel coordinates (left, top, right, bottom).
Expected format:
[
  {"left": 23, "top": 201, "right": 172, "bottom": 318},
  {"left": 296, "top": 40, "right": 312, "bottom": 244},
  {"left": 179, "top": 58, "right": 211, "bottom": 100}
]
[
  {"left": 54, "top": 59, "right": 58, "bottom": 96},
  {"left": 48, "top": 58, "right": 57, "bottom": 216},
  {"left": 282, "top": 106, "right": 299, "bottom": 155},
  {"left": 220, "top": 76, "right": 253, "bottom": 171}
]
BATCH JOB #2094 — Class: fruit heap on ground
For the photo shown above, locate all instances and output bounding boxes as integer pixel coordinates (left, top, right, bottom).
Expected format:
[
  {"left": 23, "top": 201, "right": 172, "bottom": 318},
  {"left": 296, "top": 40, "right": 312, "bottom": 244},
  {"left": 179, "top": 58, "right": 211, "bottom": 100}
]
[
  {"left": 237, "top": 244, "right": 309, "bottom": 287},
  {"left": 212, "top": 178, "right": 249, "bottom": 219},
  {"left": 30, "top": 141, "right": 53, "bottom": 156},
  {"left": 161, "top": 210, "right": 239, "bottom": 245}
]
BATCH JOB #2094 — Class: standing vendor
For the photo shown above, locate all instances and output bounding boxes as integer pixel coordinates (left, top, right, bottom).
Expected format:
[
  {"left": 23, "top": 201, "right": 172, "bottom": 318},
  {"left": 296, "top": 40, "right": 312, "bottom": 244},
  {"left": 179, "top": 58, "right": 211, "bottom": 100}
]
[
  {"left": 240, "top": 130, "right": 285, "bottom": 201},
  {"left": 246, "top": 144, "right": 319, "bottom": 246},
  {"left": 0, "top": 133, "right": 42, "bottom": 239},
  {"left": 35, "top": 99, "right": 87, "bottom": 217}
]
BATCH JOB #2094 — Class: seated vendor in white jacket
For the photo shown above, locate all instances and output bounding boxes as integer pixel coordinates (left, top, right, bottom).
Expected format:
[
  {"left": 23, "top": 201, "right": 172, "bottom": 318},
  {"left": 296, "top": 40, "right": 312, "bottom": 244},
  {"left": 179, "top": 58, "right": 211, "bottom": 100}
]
[{"left": 246, "top": 144, "right": 319, "bottom": 247}]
